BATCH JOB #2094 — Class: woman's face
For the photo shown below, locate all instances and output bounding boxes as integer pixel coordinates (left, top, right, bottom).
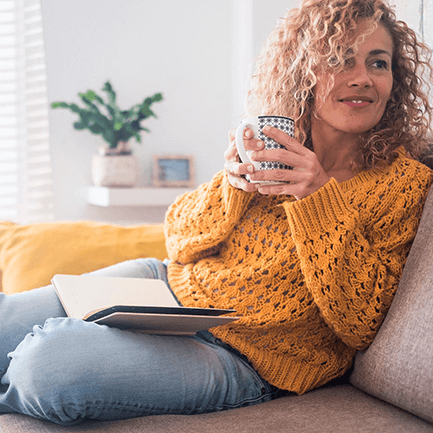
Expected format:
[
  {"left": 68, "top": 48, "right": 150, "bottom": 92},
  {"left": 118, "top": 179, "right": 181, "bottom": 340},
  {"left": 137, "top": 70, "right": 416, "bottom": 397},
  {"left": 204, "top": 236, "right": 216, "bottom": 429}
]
[{"left": 311, "top": 23, "right": 394, "bottom": 140}]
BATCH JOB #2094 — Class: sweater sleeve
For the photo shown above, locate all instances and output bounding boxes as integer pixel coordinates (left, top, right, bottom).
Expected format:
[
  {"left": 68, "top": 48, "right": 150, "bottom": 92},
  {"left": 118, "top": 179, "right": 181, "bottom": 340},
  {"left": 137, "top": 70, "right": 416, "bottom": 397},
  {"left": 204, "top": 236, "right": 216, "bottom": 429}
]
[
  {"left": 164, "top": 170, "right": 256, "bottom": 264},
  {"left": 283, "top": 167, "right": 432, "bottom": 350}
]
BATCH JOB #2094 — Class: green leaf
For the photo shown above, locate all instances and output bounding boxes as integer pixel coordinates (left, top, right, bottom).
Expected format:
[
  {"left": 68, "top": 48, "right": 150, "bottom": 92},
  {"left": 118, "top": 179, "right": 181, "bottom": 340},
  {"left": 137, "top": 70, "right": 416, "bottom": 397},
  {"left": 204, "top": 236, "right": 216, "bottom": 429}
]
[
  {"left": 78, "top": 110, "right": 91, "bottom": 122},
  {"left": 70, "top": 103, "right": 82, "bottom": 114},
  {"left": 106, "top": 105, "right": 116, "bottom": 119},
  {"left": 102, "top": 129, "right": 116, "bottom": 147},
  {"left": 51, "top": 82, "right": 163, "bottom": 149},
  {"left": 89, "top": 124, "right": 104, "bottom": 134},
  {"left": 102, "top": 81, "right": 114, "bottom": 94},
  {"left": 140, "top": 105, "right": 155, "bottom": 118},
  {"left": 114, "top": 121, "right": 123, "bottom": 131},
  {"left": 83, "top": 90, "right": 104, "bottom": 105},
  {"left": 51, "top": 102, "right": 69, "bottom": 109},
  {"left": 144, "top": 93, "right": 163, "bottom": 105},
  {"left": 134, "top": 132, "right": 142, "bottom": 143},
  {"left": 73, "top": 122, "right": 86, "bottom": 130},
  {"left": 102, "top": 81, "right": 117, "bottom": 107}
]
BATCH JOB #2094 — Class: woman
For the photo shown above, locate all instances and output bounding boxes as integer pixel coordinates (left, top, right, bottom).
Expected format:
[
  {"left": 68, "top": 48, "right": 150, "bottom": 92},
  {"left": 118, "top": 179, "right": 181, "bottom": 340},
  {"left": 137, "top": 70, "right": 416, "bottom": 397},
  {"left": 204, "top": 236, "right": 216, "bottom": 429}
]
[{"left": 1, "top": 0, "right": 432, "bottom": 426}]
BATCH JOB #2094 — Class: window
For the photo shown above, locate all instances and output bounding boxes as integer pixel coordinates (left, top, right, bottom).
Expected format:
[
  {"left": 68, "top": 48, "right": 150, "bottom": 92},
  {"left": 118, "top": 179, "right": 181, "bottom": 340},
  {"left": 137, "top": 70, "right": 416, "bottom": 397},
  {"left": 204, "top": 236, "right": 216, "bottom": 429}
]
[{"left": 0, "top": 0, "right": 53, "bottom": 223}]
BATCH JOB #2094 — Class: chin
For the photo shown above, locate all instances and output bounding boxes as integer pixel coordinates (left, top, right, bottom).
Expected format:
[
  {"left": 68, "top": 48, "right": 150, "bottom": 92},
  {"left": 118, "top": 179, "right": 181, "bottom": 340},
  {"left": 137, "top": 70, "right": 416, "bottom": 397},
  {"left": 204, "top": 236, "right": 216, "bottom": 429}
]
[{"left": 343, "top": 120, "right": 382, "bottom": 135}]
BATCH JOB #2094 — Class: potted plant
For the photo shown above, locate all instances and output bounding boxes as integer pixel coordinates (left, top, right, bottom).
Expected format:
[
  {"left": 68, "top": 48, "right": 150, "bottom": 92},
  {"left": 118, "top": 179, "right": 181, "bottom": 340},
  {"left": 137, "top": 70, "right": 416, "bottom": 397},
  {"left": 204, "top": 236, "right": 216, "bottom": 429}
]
[{"left": 51, "top": 81, "right": 163, "bottom": 187}]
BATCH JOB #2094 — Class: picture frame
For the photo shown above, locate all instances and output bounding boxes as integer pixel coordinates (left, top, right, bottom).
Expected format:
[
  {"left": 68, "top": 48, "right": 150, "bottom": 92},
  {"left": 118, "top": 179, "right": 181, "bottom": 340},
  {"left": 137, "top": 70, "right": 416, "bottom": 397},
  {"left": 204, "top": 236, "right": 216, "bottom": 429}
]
[{"left": 152, "top": 154, "right": 195, "bottom": 187}]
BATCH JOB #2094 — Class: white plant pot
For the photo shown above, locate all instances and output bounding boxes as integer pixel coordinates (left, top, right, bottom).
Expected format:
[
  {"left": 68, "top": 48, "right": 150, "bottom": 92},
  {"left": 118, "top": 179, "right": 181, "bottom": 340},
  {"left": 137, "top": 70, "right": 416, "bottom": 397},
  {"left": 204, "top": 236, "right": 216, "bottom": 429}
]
[{"left": 91, "top": 154, "right": 139, "bottom": 187}]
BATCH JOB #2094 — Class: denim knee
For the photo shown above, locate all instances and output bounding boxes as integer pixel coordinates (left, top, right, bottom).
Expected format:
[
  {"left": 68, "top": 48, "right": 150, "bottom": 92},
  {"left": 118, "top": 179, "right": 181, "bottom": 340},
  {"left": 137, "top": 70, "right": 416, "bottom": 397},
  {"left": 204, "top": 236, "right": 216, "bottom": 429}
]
[{"left": 2, "top": 318, "right": 114, "bottom": 424}]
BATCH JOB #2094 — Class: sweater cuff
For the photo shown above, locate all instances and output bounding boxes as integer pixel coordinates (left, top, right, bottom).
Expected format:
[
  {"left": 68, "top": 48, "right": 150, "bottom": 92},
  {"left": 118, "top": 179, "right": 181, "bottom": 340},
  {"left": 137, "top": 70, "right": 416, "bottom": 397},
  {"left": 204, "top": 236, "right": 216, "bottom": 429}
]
[{"left": 283, "top": 178, "right": 354, "bottom": 236}]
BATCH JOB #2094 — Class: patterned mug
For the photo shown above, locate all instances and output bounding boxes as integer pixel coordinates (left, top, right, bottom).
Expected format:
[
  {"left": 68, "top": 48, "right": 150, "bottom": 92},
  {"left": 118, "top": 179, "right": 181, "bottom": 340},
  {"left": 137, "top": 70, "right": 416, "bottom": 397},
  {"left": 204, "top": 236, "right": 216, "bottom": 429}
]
[{"left": 235, "top": 115, "right": 294, "bottom": 185}]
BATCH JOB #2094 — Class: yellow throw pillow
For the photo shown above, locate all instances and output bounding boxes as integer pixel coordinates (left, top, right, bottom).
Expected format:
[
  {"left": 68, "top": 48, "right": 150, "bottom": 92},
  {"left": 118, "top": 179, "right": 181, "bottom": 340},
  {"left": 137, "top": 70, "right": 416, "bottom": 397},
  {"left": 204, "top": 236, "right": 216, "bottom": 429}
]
[{"left": 0, "top": 221, "right": 167, "bottom": 295}]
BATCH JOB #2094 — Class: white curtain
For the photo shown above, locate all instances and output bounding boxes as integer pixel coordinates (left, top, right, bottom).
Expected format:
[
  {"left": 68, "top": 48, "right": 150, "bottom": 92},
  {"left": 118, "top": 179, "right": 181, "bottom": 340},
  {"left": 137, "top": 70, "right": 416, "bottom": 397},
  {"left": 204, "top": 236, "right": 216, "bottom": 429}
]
[
  {"left": 0, "top": 0, "right": 53, "bottom": 224},
  {"left": 424, "top": 0, "right": 433, "bottom": 46}
]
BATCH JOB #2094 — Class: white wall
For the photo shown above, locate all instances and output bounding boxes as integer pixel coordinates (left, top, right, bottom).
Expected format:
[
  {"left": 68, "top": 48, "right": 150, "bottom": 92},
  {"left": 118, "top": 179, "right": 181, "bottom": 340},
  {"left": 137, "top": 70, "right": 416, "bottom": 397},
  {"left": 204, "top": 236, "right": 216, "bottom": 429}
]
[
  {"left": 43, "top": 0, "right": 235, "bottom": 223},
  {"left": 43, "top": 0, "right": 424, "bottom": 224},
  {"left": 231, "top": 0, "right": 301, "bottom": 117}
]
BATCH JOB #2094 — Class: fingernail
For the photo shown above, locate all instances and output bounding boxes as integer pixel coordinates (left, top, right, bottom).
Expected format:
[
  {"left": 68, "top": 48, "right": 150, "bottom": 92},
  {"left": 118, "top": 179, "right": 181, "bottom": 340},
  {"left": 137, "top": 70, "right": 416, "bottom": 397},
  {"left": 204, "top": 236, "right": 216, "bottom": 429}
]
[
  {"left": 257, "top": 140, "right": 265, "bottom": 149},
  {"left": 263, "top": 126, "right": 271, "bottom": 133},
  {"left": 247, "top": 165, "right": 254, "bottom": 173},
  {"left": 246, "top": 130, "right": 253, "bottom": 138}
]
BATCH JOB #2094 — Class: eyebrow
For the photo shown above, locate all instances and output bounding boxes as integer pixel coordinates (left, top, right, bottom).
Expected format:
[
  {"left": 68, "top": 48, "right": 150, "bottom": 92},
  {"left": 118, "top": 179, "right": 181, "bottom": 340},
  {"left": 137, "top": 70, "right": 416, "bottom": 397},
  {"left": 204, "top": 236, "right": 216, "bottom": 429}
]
[{"left": 369, "top": 49, "right": 392, "bottom": 58}]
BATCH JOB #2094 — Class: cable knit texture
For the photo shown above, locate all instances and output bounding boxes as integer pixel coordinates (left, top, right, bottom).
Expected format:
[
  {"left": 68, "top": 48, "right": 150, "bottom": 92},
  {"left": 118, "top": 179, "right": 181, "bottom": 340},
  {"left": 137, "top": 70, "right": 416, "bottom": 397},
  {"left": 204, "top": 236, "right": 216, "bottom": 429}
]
[{"left": 165, "top": 148, "right": 433, "bottom": 395}]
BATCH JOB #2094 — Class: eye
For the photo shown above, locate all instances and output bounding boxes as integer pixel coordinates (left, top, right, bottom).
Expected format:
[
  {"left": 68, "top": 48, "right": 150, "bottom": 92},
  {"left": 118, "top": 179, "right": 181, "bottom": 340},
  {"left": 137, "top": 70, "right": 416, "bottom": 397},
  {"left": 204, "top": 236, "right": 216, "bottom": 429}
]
[{"left": 371, "top": 59, "right": 389, "bottom": 70}]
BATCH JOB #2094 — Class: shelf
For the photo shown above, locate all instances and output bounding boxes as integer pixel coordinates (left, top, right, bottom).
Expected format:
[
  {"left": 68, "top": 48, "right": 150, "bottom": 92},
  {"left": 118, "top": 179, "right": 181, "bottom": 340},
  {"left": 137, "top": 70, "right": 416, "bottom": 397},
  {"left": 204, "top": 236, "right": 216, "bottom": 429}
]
[{"left": 87, "top": 186, "right": 192, "bottom": 207}]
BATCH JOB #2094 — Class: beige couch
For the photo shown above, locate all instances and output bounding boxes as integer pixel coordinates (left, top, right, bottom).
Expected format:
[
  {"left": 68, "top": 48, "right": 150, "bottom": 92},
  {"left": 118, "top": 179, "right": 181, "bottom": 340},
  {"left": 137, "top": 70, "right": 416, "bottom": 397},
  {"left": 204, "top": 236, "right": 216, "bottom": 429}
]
[{"left": 2, "top": 185, "right": 433, "bottom": 432}]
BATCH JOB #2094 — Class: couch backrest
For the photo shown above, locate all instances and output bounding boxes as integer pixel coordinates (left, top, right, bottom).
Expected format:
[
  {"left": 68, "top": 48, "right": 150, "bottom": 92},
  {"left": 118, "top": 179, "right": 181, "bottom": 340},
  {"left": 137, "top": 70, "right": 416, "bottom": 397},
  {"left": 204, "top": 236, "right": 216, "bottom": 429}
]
[{"left": 350, "top": 185, "right": 433, "bottom": 423}]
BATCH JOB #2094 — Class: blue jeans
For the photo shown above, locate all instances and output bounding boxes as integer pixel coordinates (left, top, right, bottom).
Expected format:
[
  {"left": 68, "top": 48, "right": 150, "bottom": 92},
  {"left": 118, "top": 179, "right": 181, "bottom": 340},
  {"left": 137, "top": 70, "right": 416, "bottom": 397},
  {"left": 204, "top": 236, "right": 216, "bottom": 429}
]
[{"left": 0, "top": 259, "right": 277, "bottom": 425}]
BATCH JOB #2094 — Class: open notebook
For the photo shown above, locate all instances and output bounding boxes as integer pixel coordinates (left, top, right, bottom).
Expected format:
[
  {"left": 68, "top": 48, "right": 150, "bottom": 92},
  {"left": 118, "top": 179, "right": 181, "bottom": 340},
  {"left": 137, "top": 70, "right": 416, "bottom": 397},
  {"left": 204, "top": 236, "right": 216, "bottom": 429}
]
[{"left": 52, "top": 274, "right": 238, "bottom": 336}]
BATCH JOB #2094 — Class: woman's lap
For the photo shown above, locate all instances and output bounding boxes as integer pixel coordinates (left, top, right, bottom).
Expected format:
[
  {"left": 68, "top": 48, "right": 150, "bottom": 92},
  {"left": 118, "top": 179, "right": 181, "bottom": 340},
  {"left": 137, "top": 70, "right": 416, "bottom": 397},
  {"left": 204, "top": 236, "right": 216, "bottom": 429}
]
[
  {"left": 0, "top": 258, "right": 273, "bottom": 425},
  {"left": 0, "top": 258, "right": 170, "bottom": 374}
]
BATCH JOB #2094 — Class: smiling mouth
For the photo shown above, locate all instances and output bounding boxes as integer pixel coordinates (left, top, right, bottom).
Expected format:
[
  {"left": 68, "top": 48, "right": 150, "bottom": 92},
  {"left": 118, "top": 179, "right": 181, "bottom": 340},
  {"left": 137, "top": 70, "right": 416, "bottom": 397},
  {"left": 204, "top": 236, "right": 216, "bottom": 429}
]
[
  {"left": 340, "top": 100, "right": 372, "bottom": 107},
  {"left": 339, "top": 96, "right": 373, "bottom": 107}
]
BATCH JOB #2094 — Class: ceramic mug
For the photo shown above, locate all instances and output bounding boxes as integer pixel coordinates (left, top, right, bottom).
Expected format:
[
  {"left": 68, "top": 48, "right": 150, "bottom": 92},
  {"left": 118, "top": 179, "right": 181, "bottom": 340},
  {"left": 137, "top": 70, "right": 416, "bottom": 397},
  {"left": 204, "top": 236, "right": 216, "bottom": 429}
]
[{"left": 235, "top": 115, "right": 294, "bottom": 184}]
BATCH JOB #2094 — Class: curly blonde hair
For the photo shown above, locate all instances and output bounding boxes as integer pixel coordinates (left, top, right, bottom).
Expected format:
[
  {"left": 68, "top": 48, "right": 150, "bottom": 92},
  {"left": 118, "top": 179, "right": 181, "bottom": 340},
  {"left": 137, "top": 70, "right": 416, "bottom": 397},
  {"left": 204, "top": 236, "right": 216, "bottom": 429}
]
[{"left": 247, "top": 0, "right": 433, "bottom": 169}]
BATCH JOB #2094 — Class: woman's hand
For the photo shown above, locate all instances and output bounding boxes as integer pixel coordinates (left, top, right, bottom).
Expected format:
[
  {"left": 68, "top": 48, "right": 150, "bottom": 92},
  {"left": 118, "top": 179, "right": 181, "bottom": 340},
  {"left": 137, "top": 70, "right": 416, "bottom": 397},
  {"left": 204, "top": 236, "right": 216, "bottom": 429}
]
[
  {"left": 225, "top": 125, "right": 331, "bottom": 199},
  {"left": 224, "top": 127, "right": 264, "bottom": 193},
  {"left": 251, "top": 126, "right": 331, "bottom": 199}
]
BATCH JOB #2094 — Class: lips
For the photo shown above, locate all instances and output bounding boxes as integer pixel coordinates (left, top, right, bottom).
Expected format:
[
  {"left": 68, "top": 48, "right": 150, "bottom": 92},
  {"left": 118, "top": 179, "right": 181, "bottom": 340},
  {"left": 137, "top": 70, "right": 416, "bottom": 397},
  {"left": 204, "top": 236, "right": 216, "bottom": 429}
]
[{"left": 339, "top": 96, "right": 373, "bottom": 108}]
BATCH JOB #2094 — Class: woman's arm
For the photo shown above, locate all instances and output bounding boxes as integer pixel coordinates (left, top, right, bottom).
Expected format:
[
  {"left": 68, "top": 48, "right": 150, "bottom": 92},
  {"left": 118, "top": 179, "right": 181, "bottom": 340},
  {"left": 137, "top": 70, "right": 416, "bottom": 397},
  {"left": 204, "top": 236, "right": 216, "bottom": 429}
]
[
  {"left": 164, "top": 171, "right": 256, "bottom": 265},
  {"left": 283, "top": 167, "right": 433, "bottom": 350}
]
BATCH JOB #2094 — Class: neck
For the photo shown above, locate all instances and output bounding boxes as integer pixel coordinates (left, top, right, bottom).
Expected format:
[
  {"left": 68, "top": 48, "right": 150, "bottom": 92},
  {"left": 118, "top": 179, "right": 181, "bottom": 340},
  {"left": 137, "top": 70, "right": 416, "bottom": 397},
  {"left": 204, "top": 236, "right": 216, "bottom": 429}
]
[{"left": 310, "top": 129, "right": 360, "bottom": 182}]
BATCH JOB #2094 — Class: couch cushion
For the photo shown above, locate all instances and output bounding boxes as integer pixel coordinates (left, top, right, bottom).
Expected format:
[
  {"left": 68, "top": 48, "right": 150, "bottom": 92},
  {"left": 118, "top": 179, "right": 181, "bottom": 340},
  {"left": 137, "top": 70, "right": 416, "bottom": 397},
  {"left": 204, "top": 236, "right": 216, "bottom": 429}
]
[
  {"left": 0, "top": 221, "right": 166, "bottom": 294},
  {"left": 350, "top": 186, "right": 433, "bottom": 423},
  {"left": 1, "top": 385, "right": 432, "bottom": 433}
]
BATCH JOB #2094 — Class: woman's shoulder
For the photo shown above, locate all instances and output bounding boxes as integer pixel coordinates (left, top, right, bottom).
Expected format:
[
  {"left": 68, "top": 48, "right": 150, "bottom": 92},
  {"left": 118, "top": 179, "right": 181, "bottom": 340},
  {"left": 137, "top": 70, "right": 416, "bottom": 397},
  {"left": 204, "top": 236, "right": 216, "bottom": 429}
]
[
  {"left": 342, "top": 146, "right": 433, "bottom": 197},
  {"left": 372, "top": 146, "right": 433, "bottom": 197},
  {"left": 393, "top": 146, "right": 433, "bottom": 180}
]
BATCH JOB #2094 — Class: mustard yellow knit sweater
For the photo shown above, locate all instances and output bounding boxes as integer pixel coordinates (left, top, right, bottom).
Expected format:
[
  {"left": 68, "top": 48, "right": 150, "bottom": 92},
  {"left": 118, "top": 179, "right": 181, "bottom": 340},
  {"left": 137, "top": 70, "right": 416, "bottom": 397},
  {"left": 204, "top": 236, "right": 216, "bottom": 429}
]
[{"left": 165, "top": 148, "right": 433, "bottom": 395}]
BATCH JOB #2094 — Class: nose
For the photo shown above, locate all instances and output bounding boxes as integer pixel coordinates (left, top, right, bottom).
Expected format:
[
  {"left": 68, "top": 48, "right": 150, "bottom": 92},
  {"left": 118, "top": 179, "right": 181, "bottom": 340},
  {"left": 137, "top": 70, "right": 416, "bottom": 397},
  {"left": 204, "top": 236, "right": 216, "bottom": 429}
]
[{"left": 347, "top": 64, "right": 373, "bottom": 88}]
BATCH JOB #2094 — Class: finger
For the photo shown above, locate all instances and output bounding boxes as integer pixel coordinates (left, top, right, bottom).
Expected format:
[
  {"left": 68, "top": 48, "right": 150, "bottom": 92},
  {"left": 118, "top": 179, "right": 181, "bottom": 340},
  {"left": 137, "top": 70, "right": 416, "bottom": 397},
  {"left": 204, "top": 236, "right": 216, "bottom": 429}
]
[
  {"left": 249, "top": 147, "right": 304, "bottom": 171},
  {"left": 255, "top": 168, "right": 330, "bottom": 199},
  {"left": 227, "top": 172, "right": 258, "bottom": 193},
  {"left": 244, "top": 128, "right": 254, "bottom": 139},
  {"left": 262, "top": 126, "right": 306, "bottom": 155},
  {"left": 229, "top": 127, "right": 254, "bottom": 141},
  {"left": 224, "top": 139, "right": 238, "bottom": 161},
  {"left": 257, "top": 182, "right": 297, "bottom": 197},
  {"left": 249, "top": 168, "right": 293, "bottom": 183},
  {"left": 228, "top": 128, "right": 236, "bottom": 141},
  {"left": 229, "top": 127, "right": 264, "bottom": 158},
  {"left": 224, "top": 160, "right": 234, "bottom": 172},
  {"left": 244, "top": 137, "right": 265, "bottom": 152},
  {"left": 225, "top": 160, "right": 255, "bottom": 177},
  {"left": 250, "top": 168, "right": 305, "bottom": 184}
]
